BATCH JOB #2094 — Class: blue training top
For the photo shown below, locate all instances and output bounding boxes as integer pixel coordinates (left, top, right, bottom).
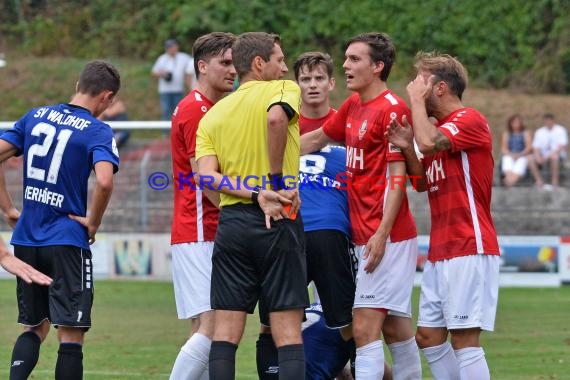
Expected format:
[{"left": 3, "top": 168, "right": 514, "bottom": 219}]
[
  {"left": 1, "top": 103, "right": 119, "bottom": 249},
  {"left": 299, "top": 145, "right": 349, "bottom": 235},
  {"left": 303, "top": 303, "right": 352, "bottom": 380}
]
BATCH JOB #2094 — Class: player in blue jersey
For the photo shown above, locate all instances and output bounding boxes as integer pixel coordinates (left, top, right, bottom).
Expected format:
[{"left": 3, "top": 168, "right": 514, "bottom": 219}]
[{"left": 0, "top": 60, "right": 120, "bottom": 380}]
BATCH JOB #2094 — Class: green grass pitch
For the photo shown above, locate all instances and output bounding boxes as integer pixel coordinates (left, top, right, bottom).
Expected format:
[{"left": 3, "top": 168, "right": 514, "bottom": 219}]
[{"left": 1, "top": 280, "right": 569, "bottom": 379}]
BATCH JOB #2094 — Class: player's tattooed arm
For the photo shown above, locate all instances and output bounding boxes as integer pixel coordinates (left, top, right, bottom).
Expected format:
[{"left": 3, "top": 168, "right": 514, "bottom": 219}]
[{"left": 432, "top": 130, "right": 452, "bottom": 152}]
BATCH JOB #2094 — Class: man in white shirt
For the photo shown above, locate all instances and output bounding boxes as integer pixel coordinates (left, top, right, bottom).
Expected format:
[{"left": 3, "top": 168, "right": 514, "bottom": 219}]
[
  {"left": 528, "top": 113, "right": 568, "bottom": 189},
  {"left": 151, "top": 39, "right": 193, "bottom": 120},
  {"left": 185, "top": 56, "right": 198, "bottom": 91}
]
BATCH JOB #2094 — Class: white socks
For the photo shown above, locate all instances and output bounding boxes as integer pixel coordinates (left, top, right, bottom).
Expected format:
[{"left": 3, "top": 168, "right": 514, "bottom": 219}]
[
  {"left": 455, "top": 347, "right": 489, "bottom": 380},
  {"left": 422, "top": 342, "right": 460, "bottom": 380},
  {"left": 355, "top": 340, "right": 384, "bottom": 380},
  {"left": 388, "top": 337, "right": 421, "bottom": 380},
  {"left": 169, "top": 333, "right": 212, "bottom": 380}
]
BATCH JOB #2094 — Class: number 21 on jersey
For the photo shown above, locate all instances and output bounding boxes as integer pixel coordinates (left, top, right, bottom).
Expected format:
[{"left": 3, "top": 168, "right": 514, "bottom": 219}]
[{"left": 27, "top": 122, "right": 73, "bottom": 184}]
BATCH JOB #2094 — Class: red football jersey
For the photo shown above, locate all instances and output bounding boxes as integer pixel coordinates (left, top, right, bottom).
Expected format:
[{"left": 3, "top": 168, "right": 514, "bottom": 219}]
[
  {"left": 300, "top": 108, "right": 336, "bottom": 135},
  {"left": 422, "top": 108, "right": 500, "bottom": 261},
  {"left": 323, "top": 90, "right": 417, "bottom": 245},
  {"left": 170, "top": 90, "right": 219, "bottom": 244}
]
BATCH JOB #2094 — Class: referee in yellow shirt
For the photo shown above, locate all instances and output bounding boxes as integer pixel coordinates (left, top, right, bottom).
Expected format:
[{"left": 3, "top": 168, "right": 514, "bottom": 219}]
[{"left": 196, "top": 32, "right": 308, "bottom": 380}]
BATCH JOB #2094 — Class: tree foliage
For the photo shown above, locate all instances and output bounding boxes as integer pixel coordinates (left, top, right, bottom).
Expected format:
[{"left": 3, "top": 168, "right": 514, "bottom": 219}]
[{"left": 1, "top": 0, "right": 569, "bottom": 92}]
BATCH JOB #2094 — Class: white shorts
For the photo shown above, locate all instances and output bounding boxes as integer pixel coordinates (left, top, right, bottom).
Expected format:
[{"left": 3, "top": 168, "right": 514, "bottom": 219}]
[
  {"left": 353, "top": 238, "right": 418, "bottom": 316},
  {"left": 501, "top": 155, "right": 528, "bottom": 176},
  {"left": 418, "top": 254, "right": 500, "bottom": 331},
  {"left": 171, "top": 242, "right": 214, "bottom": 319}
]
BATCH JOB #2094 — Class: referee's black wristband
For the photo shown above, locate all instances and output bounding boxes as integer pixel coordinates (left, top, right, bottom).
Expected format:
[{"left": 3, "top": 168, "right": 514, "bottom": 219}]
[
  {"left": 268, "top": 172, "right": 284, "bottom": 191},
  {"left": 251, "top": 185, "right": 261, "bottom": 204}
]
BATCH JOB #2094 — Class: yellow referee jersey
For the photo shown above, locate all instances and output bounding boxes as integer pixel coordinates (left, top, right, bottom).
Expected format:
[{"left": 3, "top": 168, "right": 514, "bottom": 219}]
[{"left": 196, "top": 79, "right": 301, "bottom": 207}]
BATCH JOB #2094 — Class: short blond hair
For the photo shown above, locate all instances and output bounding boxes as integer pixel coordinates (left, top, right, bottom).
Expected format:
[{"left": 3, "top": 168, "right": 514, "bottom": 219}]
[{"left": 414, "top": 51, "right": 468, "bottom": 99}]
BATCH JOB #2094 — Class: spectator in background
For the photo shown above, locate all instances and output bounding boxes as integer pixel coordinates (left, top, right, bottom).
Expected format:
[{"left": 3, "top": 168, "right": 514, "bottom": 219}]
[
  {"left": 151, "top": 39, "right": 193, "bottom": 120},
  {"left": 99, "top": 98, "right": 130, "bottom": 148},
  {"left": 500, "top": 114, "right": 532, "bottom": 187},
  {"left": 528, "top": 113, "right": 568, "bottom": 189},
  {"left": 186, "top": 55, "right": 198, "bottom": 91}
]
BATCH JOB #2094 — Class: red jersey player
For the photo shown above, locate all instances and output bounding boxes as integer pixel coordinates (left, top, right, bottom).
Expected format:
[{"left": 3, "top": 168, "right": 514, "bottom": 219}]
[
  {"left": 386, "top": 51, "right": 500, "bottom": 380},
  {"left": 169, "top": 32, "right": 236, "bottom": 380},
  {"left": 301, "top": 32, "right": 422, "bottom": 380}
]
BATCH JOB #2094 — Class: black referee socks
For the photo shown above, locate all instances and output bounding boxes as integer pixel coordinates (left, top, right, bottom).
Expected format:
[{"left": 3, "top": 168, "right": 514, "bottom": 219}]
[
  {"left": 278, "top": 344, "right": 305, "bottom": 380},
  {"left": 209, "top": 341, "right": 238, "bottom": 380}
]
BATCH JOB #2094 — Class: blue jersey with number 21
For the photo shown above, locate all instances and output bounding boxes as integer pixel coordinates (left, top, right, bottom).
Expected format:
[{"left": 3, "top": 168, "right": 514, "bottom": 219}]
[{"left": 0, "top": 103, "right": 119, "bottom": 249}]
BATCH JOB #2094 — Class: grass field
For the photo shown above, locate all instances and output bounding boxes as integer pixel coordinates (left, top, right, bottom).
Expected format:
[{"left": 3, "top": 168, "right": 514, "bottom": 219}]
[{"left": 1, "top": 280, "right": 569, "bottom": 379}]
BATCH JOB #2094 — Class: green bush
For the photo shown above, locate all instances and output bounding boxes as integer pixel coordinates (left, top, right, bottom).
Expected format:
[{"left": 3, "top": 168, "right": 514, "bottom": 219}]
[{"left": 1, "top": 0, "right": 569, "bottom": 93}]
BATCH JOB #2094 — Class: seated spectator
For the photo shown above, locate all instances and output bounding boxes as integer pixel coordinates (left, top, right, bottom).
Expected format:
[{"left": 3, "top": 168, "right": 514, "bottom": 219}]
[
  {"left": 501, "top": 114, "right": 532, "bottom": 187},
  {"left": 99, "top": 98, "right": 131, "bottom": 148},
  {"left": 528, "top": 113, "right": 568, "bottom": 189}
]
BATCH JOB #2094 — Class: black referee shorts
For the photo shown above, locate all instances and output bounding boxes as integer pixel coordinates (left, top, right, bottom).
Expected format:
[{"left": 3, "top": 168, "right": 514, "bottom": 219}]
[
  {"left": 211, "top": 204, "right": 309, "bottom": 317},
  {"left": 306, "top": 229, "right": 357, "bottom": 328},
  {"left": 15, "top": 245, "right": 94, "bottom": 329}
]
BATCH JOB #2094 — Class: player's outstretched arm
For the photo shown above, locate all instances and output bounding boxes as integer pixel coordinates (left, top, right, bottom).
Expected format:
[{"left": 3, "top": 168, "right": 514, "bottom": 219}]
[
  {"left": 300, "top": 127, "right": 335, "bottom": 155},
  {"left": 0, "top": 239, "right": 52, "bottom": 285}
]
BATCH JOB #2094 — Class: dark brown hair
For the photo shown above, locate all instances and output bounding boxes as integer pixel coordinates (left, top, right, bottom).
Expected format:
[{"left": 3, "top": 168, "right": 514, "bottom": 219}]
[
  {"left": 192, "top": 32, "right": 237, "bottom": 79},
  {"left": 77, "top": 60, "right": 120, "bottom": 96},
  {"left": 345, "top": 32, "right": 395, "bottom": 81},
  {"left": 293, "top": 51, "right": 333, "bottom": 81},
  {"left": 507, "top": 114, "right": 526, "bottom": 133}
]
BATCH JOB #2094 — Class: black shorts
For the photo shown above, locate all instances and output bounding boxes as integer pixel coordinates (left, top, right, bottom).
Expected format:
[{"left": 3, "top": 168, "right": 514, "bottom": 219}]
[
  {"left": 306, "top": 229, "right": 357, "bottom": 328},
  {"left": 15, "top": 245, "right": 94, "bottom": 329},
  {"left": 211, "top": 204, "right": 309, "bottom": 318}
]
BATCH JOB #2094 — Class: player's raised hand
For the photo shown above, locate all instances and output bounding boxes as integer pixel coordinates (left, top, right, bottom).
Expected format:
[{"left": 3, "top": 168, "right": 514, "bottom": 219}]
[
  {"left": 363, "top": 232, "right": 388, "bottom": 273},
  {"left": 0, "top": 250, "right": 52, "bottom": 285},
  {"left": 386, "top": 114, "right": 414, "bottom": 150},
  {"left": 407, "top": 74, "right": 436, "bottom": 102}
]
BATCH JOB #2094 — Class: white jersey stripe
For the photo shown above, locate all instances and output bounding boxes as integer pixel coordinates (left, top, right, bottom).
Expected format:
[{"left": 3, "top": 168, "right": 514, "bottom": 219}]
[
  {"left": 383, "top": 166, "right": 391, "bottom": 243},
  {"left": 461, "top": 151, "right": 483, "bottom": 253},
  {"left": 384, "top": 93, "right": 399, "bottom": 105},
  {"left": 195, "top": 189, "right": 204, "bottom": 242}
]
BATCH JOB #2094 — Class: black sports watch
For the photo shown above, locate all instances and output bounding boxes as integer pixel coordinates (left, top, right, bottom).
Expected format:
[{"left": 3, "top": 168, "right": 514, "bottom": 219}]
[{"left": 251, "top": 185, "right": 261, "bottom": 204}]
